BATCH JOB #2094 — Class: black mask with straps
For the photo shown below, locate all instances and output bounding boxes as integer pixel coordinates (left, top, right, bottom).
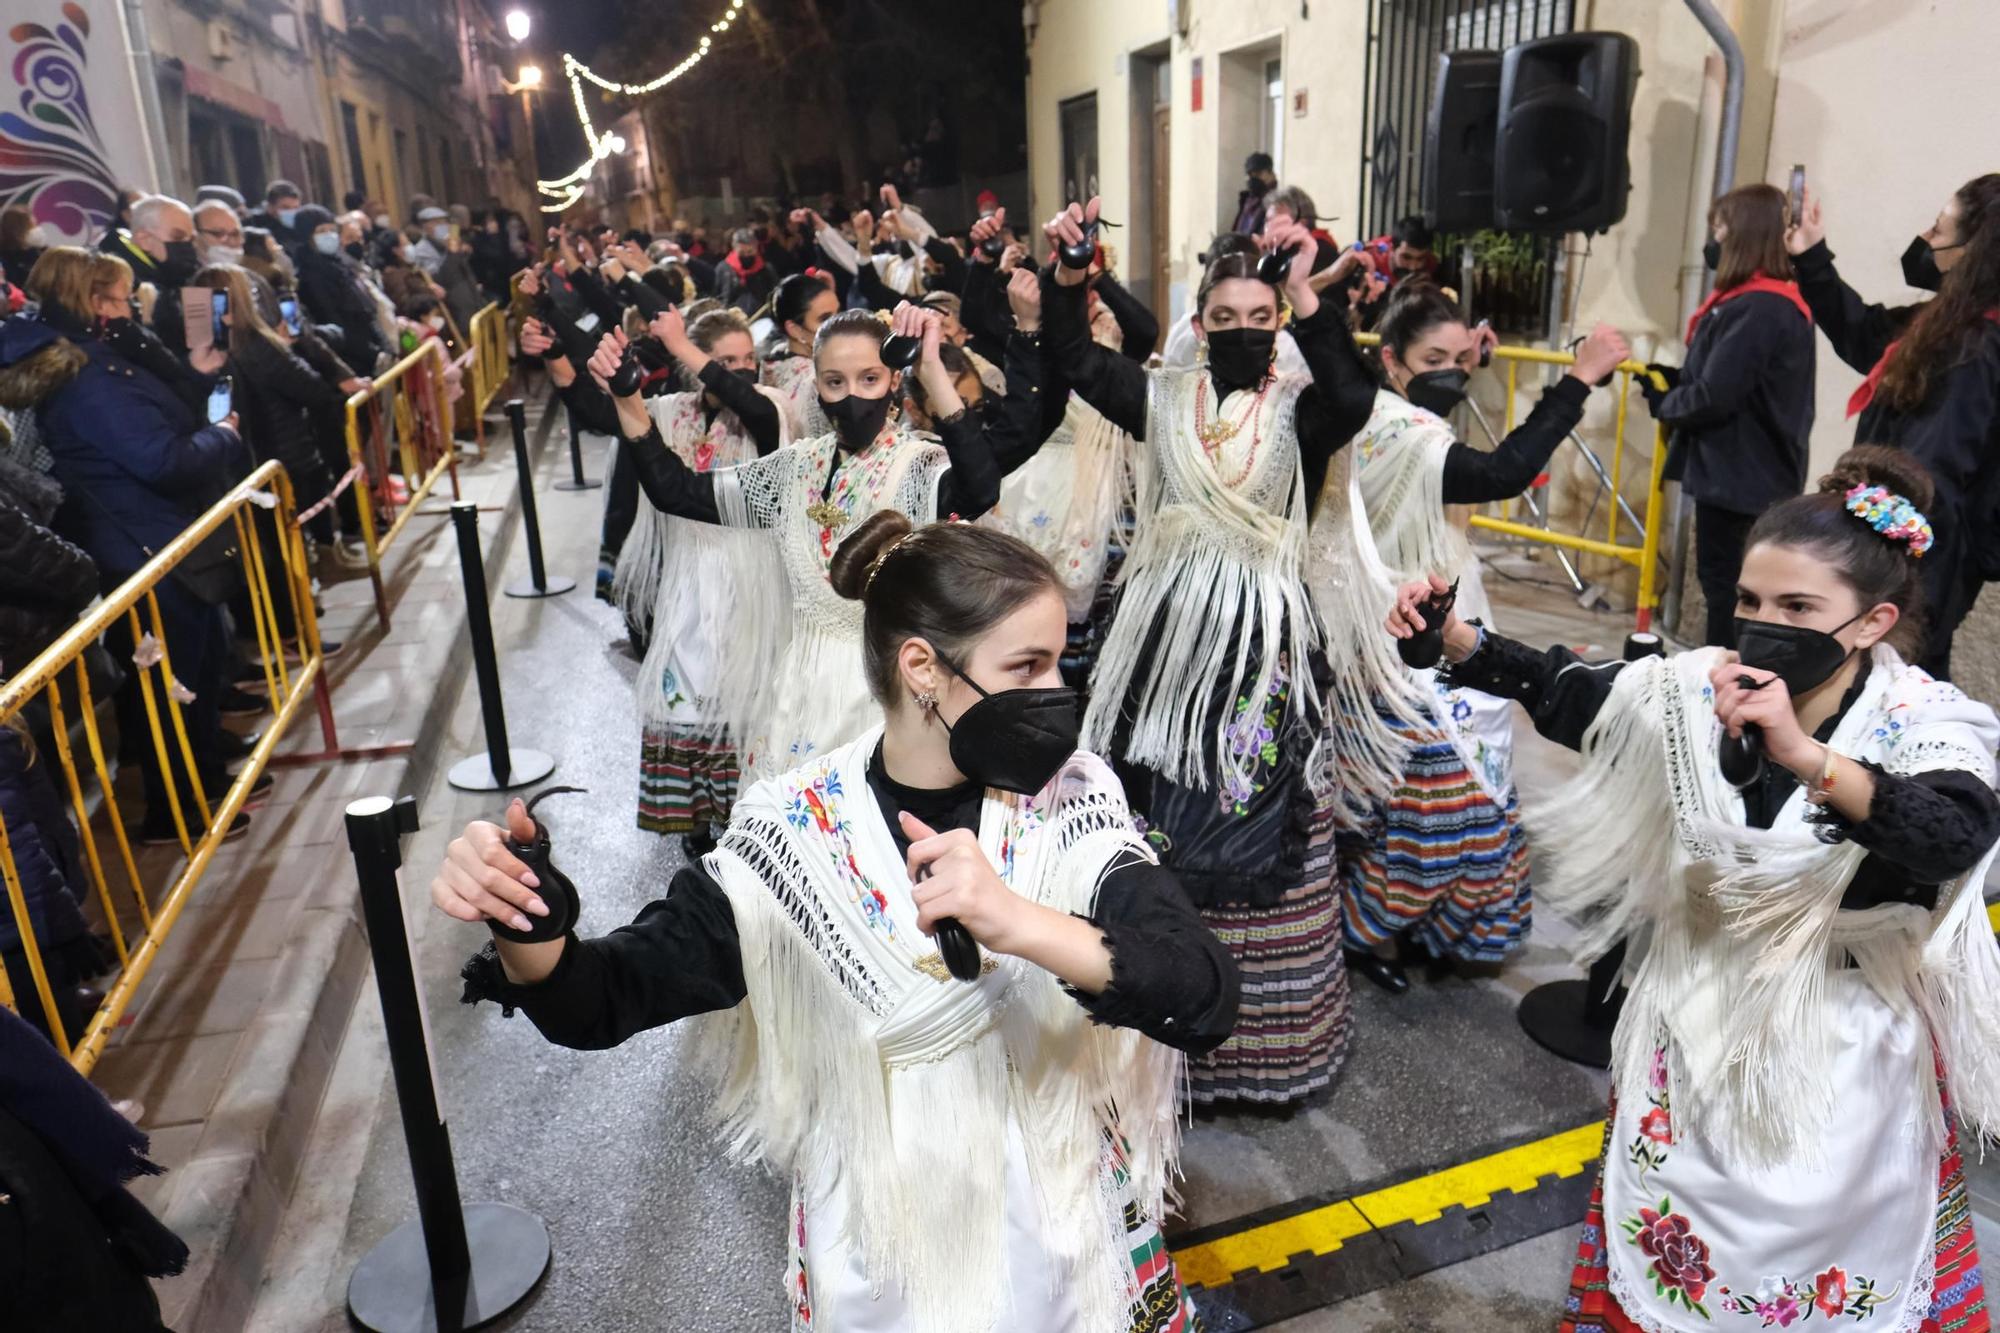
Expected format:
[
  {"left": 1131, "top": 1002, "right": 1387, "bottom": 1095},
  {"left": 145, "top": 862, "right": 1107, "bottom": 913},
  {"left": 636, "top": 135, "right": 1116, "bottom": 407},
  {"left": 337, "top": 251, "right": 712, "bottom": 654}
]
[
  {"left": 933, "top": 650, "right": 1081, "bottom": 798},
  {"left": 1403, "top": 367, "right": 1472, "bottom": 418},
  {"left": 1204, "top": 327, "right": 1277, "bottom": 394},
  {"left": 1717, "top": 611, "right": 1867, "bottom": 789},
  {"left": 1900, "top": 235, "right": 1961, "bottom": 293}
]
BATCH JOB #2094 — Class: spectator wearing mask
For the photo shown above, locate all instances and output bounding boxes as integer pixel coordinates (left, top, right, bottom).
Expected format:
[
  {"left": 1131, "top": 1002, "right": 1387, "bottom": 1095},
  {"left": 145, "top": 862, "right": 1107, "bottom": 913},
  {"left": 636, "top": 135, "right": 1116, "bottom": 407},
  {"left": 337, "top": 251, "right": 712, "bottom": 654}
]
[
  {"left": 1233, "top": 152, "right": 1278, "bottom": 236},
  {"left": 0, "top": 247, "right": 256, "bottom": 842},
  {"left": 246, "top": 180, "right": 304, "bottom": 254},
  {"left": 1, "top": 206, "right": 48, "bottom": 289},
  {"left": 1263, "top": 185, "right": 1342, "bottom": 277},
  {"left": 296, "top": 205, "right": 390, "bottom": 373},
  {"left": 1645, "top": 183, "right": 1816, "bottom": 647},
  {"left": 712, "top": 226, "right": 776, "bottom": 315},
  {"left": 101, "top": 195, "right": 218, "bottom": 414},
  {"left": 377, "top": 230, "right": 444, "bottom": 319},
  {"left": 414, "top": 208, "right": 485, "bottom": 333},
  {"left": 1789, "top": 174, "right": 2000, "bottom": 677},
  {"left": 191, "top": 199, "right": 245, "bottom": 269},
  {"left": 111, "top": 193, "right": 197, "bottom": 296}
]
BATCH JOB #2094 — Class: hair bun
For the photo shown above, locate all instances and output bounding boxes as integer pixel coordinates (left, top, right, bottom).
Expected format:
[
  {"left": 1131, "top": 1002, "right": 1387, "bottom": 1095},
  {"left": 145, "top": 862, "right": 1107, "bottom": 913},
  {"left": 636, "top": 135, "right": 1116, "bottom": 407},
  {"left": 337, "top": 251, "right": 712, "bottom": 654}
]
[
  {"left": 827, "top": 509, "right": 914, "bottom": 601},
  {"left": 1816, "top": 445, "right": 1936, "bottom": 514}
]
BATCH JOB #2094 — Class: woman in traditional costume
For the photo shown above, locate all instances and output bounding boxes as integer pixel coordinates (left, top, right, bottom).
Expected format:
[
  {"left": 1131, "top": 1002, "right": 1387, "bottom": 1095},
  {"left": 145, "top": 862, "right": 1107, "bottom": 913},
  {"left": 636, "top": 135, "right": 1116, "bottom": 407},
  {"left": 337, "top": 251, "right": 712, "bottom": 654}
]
[
  {"left": 586, "top": 299, "right": 1048, "bottom": 781},
  {"left": 607, "top": 307, "right": 791, "bottom": 853},
  {"left": 761, "top": 271, "right": 838, "bottom": 440},
  {"left": 437, "top": 516, "right": 1239, "bottom": 1333},
  {"left": 1390, "top": 447, "right": 2000, "bottom": 1333},
  {"left": 1322, "top": 284, "right": 1630, "bottom": 992},
  {"left": 1039, "top": 196, "right": 1417, "bottom": 1108}
]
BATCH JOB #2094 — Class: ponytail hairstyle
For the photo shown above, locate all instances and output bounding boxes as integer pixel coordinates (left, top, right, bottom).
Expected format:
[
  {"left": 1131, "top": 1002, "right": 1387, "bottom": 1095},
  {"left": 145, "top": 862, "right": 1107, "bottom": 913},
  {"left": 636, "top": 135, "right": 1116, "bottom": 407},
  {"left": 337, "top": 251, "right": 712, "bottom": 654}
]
[
  {"left": 773, "top": 271, "right": 832, "bottom": 341},
  {"left": 1373, "top": 280, "right": 1466, "bottom": 378},
  {"left": 827, "top": 511, "right": 1062, "bottom": 706},
  {"left": 1878, "top": 172, "right": 2000, "bottom": 414},
  {"left": 1744, "top": 445, "right": 1934, "bottom": 656},
  {"left": 688, "top": 307, "right": 752, "bottom": 354},
  {"left": 811, "top": 307, "right": 888, "bottom": 365}
]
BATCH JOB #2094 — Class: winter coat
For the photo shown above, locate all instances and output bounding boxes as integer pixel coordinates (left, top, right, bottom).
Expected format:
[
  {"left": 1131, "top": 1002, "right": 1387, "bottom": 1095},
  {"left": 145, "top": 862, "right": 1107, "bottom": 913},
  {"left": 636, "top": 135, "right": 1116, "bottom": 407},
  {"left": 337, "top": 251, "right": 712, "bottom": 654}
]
[
  {"left": 0, "top": 727, "right": 91, "bottom": 959},
  {"left": 0, "top": 457, "right": 96, "bottom": 676},
  {"left": 0, "top": 313, "right": 248, "bottom": 581},
  {"left": 297, "top": 250, "right": 390, "bottom": 373},
  {"left": 1658, "top": 288, "right": 1818, "bottom": 516},
  {"left": 228, "top": 332, "right": 343, "bottom": 506}
]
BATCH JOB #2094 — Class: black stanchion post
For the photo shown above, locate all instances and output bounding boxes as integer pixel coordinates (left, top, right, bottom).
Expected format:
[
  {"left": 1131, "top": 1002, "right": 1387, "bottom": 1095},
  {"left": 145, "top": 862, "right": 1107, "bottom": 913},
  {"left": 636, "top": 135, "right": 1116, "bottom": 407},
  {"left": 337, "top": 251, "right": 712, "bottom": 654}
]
[
  {"left": 501, "top": 399, "right": 575, "bottom": 600},
  {"left": 343, "top": 794, "right": 549, "bottom": 1332},
  {"left": 551, "top": 403, "right": 600, "bottom": 492},
  {"left": 446, "top": 502, "right": 555, "bottom": 792},
  {"left": 1515, "top": 631, "right": 1660, "bottom": 1067}
]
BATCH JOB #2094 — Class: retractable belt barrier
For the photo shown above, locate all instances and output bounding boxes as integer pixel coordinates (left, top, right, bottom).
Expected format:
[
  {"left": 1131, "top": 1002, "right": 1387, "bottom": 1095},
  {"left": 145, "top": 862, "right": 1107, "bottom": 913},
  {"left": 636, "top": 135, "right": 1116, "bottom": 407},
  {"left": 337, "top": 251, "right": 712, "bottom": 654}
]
[
  {"left": 1355, "top": 335, "right": 1672, "bottom": 633},
  {"left": 0, "top": 463, "right": 330, "bottom": 1073}
]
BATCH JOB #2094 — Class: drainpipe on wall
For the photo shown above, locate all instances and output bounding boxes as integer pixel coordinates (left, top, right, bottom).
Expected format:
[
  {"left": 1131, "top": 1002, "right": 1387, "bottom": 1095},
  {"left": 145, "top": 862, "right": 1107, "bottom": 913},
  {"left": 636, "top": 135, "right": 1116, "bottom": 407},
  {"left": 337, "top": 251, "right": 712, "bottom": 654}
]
[
  {"left": 114, "top": 0, "right": 174, "bottom": 195},
  {"left": 1662, "top": 0, "right": 1747, "bottom": 638}
]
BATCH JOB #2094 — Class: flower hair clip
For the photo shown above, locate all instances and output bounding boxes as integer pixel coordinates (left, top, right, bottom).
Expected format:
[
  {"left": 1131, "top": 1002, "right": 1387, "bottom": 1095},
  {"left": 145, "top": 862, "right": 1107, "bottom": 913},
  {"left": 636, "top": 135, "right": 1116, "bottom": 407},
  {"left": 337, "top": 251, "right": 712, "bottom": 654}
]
[{"left": 1844, "top": 483, "right": 1934, "bottom": 558}]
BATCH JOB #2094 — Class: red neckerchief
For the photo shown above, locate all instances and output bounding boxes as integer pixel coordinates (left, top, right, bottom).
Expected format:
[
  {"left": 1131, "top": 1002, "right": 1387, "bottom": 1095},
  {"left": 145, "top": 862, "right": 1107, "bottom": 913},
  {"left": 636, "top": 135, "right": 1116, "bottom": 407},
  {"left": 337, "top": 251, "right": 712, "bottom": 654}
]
[
  {"left": 1849, "top": 307, "right": 2000, "bottom": 419},
  {"left": 725, "top": 249, "right": 765, "bottom": 281},
  {"left": 1683, "top": 272, "right": 1810, "bottom": 346}
]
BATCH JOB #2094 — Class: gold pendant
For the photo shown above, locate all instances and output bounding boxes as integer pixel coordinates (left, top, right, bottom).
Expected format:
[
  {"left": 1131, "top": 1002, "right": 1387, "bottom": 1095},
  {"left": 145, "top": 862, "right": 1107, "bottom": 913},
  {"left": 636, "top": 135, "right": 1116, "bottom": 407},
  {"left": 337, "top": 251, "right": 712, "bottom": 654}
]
[
  {"left": 806, "top": 500, "right": 849, "bottom": 532},
  {"left": 912, "top": 952, "right": 999, "bottom": 983},
  {"left": 1197, "top": 419, "right": 1240, "bottom": 446}
]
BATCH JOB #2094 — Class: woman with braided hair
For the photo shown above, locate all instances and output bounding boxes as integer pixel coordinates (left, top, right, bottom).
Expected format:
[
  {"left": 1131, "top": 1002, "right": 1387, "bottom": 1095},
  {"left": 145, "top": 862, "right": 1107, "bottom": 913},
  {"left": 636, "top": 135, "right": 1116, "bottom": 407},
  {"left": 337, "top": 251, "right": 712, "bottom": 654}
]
[
  {"left": 437, "top": 516, "right": 1236, "bottom": 1332},
  {"left": 1392, "top": 447, "right": 2000, "bottom": 1333}
]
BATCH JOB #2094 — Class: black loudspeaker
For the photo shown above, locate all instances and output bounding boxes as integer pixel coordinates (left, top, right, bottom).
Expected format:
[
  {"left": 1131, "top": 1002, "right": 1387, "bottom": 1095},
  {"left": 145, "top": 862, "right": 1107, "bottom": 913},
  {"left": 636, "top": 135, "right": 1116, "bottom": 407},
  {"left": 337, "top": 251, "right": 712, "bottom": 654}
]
[
  {"left": 1494, "top": 32, "right": 1640, "bottom": 233},
  {"left": 1423, "top": 50, "right": 1502, "bottom": 232}
]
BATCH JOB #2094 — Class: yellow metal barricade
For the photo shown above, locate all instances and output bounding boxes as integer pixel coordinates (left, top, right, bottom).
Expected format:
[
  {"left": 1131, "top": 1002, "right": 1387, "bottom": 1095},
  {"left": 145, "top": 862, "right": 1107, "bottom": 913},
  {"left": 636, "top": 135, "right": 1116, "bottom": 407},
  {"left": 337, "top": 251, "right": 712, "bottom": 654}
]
[
  {"left": 345, "top": 338, "right": 461, "bottom": 628},
  {"left": 0, "top": 463, "right": 326, "bottom": 1074},
  {"left": 468, "top": 300, "right": 510, "bottom": 420},
  {"left": 1355, "top": 335, "right": 1671, "bottom": 632}
]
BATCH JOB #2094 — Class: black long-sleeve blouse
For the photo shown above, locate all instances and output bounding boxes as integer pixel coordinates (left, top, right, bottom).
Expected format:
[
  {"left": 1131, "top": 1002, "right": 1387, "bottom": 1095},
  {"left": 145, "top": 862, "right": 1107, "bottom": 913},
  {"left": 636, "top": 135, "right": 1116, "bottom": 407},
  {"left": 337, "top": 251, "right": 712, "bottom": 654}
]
[
  {"left": 1041, "top": 277, "right": 1377, "bottom": 512},
  {"left": 1442, "top": 631, "right": 2000, "bottom": 910},
  {"left": 617, "top": 327, "right": 1049, "bottom": 525},
  {"left": 461, "top": 742, "right": 1241, "bottom": 1055},
  {"left": 1437, "top": 376, "right": 1591, "bottom": 504}
]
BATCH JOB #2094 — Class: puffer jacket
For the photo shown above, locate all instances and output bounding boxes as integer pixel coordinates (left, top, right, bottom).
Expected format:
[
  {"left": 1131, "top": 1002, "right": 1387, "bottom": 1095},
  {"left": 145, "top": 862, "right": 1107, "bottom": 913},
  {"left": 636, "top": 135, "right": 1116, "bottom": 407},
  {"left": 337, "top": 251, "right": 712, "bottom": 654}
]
[
  {"left": 0, "top": 726, "right": 90, "bottom": 961},
  {"left": 0, "top": 311, "right": 249, "bottom": 580},
  {"left": 0, "top": 455, "right": 96, "bottom": 677}
]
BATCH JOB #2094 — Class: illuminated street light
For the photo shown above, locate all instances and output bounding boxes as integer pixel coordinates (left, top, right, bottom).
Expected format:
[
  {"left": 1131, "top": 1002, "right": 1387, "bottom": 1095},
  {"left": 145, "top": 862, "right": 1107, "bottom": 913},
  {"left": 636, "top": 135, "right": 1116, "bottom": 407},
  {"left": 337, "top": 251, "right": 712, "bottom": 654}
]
[
  {"left": 505, "top": 9, "right": 531, "bottom": 42},
  {"left": 518, "top": 64, "right": 542, "bottom": 87},
  {"left": 605, "top": 133, "right": 627, "bottom": 153}
]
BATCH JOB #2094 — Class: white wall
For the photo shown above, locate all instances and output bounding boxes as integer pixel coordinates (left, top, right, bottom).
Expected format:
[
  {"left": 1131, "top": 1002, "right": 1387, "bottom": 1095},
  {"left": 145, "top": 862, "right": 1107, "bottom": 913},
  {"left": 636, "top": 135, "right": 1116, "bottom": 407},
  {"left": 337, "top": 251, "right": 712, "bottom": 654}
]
[{"left": 1761, "top": 0, "right": 2000, "bottom": 479}]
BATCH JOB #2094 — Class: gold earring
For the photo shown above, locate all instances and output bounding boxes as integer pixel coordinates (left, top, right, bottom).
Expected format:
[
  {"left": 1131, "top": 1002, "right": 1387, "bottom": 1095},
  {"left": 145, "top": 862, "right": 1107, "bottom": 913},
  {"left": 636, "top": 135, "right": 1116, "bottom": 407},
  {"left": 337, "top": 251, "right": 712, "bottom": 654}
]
[{"left": 913, "top": 689, "right": 937, "bottom": 715}]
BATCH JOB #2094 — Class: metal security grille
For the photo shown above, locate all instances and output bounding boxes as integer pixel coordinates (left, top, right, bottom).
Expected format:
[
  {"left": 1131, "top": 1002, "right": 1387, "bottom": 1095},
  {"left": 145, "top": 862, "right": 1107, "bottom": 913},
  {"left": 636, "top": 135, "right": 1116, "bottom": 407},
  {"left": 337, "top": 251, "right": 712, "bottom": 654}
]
[{"left": 1357, "top": 0, "right": 1575, "bottom": 240}]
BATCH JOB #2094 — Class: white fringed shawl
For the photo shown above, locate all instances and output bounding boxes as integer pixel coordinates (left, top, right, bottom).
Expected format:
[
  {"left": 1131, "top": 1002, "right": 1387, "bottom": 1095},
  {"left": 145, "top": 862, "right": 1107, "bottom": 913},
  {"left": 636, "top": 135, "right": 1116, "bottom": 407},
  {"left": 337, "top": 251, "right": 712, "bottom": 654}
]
[
  {"left": 691, "top": 731, "right": 1185, "bottom": 1333},
  {"left": 1085, "top": 366, "right": 1416, "bottom": 809},
  {"left": 761, "top": 353, "right": 830, "bottom": 442},
  {"left": 1532, "top": 644, "right": 2000, "bottom": 1169},
  {"left": 709, "top": 430, "right": 949, "bottom": 776}
]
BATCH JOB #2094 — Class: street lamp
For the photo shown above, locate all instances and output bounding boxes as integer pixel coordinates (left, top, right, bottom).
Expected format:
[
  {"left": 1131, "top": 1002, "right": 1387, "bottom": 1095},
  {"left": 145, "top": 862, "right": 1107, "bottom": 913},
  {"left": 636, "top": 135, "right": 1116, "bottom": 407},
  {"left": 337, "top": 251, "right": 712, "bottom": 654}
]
[
  {"left": 513, "top": 64, "right": 542, "bottom": 90},
  {"left": 505, "top": 9, "right": 531, "bottom": 42}
]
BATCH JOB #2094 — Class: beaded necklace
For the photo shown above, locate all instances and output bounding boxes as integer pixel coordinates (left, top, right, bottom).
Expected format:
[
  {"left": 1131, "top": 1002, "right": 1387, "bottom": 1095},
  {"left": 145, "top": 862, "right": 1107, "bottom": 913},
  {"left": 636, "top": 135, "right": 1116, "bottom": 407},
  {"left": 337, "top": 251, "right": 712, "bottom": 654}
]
[{"left": 1192, "top": 371, "right": 1276, "bottom": 488}]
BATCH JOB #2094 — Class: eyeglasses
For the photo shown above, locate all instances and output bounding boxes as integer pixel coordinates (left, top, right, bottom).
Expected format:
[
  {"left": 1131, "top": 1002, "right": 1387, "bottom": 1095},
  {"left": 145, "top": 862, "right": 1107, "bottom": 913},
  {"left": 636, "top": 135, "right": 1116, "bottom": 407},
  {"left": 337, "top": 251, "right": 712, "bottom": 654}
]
[{"left": 198, "top": 226, "right": 244, "bottom": 245}]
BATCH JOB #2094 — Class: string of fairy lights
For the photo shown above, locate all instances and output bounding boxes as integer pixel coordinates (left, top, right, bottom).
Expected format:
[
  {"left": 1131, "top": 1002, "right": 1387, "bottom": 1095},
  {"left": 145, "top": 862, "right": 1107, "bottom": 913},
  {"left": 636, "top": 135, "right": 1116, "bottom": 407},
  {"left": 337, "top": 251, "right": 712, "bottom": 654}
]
[{"left": 533, "top": 0, "right": 746, "bottom": 212}]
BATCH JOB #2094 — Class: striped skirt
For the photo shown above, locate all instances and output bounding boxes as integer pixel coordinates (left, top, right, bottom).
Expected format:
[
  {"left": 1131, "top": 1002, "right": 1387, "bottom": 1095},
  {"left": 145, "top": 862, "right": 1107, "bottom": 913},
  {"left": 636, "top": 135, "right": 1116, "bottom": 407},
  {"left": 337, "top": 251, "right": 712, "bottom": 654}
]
[
  {"left": 637, "top": 724, "right": 739, "bottom": 834},
  {"left": 1561, "top": 1115, "right": 1989, "bottom": 1333},
  {"left": 1340, "top": 716, "right": 1531, "bottom": 964},
  {"left": 1187, "top": 800, "right": 1350, "bottom": 1107}
]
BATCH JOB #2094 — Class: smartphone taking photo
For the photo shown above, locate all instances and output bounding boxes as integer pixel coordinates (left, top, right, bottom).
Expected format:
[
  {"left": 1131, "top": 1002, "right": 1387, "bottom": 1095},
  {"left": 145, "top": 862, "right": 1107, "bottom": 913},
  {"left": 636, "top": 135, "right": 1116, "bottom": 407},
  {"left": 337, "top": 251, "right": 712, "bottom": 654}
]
[
  {"left": 206, "top": 374, "right": 233, "bottom": 426},
  {"left": 278, "top": 296, "right": 302, "bottom": 336},
  {"left": 1788, "top": 164, "right": 1807, "bottom": 223},
  {"left": 209, "top": 288, "right": 229, "bottom": 347}
]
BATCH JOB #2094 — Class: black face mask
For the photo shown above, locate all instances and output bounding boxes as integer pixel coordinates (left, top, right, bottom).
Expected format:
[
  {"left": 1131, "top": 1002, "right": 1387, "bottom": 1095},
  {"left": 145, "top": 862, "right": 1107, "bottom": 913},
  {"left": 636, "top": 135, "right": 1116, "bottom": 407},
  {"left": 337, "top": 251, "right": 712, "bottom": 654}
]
[
  {"left": 345, "top": 241, "right": 366, "bottom": 261},
  {"left": 1702, "top": 237, "right": 1722, "bottom": 272},
  {"left": 1900, "top": 235, "right": 1959, "bottom": 292},
  {"left": 1205, "top": 327, "right": 1276, "bottom": 392},
  {"left": 936, "top": 653, "right": 1080, "bottom": 796},
  {"left": 1404, "top": 367, "right": 1471, "bottom": 418},
  {"left": 158, "top": 239, "right": 199, "bottom": 287},
  {"left": 733, "top": 366, "right": 760, "bottom": 387},
  {"left": 1734, "top": 611, "right": 1864, "bottom": 696},
  {"left": 820, "top": 391, "right": 895, "bottom": 451}
]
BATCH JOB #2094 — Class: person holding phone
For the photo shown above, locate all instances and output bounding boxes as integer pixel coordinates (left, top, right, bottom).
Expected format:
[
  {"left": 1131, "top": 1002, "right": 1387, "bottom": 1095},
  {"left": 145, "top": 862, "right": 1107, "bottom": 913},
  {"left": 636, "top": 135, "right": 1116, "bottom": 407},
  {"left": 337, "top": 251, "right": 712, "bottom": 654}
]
[
  {"left": 2, "top": 247, "right": 252, "bottom": 843},
  {"left": 1645, "top": 183, "right": 1818, "bottom": 649},
  {"left": 437, "top": 517, "right": 1236, "bottom": 1333},
  {"left": 1786, "top": 174, "right": 2000, "bottom": 678}
]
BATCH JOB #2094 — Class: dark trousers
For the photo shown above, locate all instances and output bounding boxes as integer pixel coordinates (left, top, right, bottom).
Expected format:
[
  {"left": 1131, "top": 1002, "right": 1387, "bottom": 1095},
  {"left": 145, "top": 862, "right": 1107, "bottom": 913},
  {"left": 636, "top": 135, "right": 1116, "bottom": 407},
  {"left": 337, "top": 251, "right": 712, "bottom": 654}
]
[
  {"left": 106, "top": 581, "right": 229, "bottom": 830},
  {"left": 1694, "top": 503, "right": 1757, "bottom": 648}
]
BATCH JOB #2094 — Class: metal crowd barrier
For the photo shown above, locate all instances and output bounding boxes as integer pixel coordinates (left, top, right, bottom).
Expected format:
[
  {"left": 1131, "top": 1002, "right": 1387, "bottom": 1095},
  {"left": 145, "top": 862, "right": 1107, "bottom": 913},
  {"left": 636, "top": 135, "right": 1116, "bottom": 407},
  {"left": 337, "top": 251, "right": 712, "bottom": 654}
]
[
  {"left": 1355, "top": 336, "right": 1672, "bottom": 633},
  {"left": 345, "top": 338, "right": 461, "bottom": 629},
  {"left": 0, "top": 463, "right": 326, "bottom": 1073},
  {"left": 468, "top": 301, "right": 511, "bottom": 423}
]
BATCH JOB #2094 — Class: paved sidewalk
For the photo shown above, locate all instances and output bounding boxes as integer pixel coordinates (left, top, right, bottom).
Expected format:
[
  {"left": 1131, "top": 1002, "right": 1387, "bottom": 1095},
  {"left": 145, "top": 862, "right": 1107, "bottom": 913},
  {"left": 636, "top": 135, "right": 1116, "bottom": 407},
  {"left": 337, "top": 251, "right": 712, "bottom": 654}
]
[{"left": 85, "top": 387, "right": 577, "bottom": 1331}]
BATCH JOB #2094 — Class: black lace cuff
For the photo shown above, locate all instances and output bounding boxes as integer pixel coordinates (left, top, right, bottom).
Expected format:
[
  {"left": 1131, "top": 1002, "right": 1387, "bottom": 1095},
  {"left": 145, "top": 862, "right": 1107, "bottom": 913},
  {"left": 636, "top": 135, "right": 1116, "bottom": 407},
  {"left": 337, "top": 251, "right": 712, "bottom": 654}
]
[
  {"left": 1437, "top": 626, "right": 1550, "bottom": 707},
  {"left": 458, "top": 934, "right": 580, "bottom": 1017},
  {"left": 1817, "top": 761, "right": 2000, "bottom": 884}
]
